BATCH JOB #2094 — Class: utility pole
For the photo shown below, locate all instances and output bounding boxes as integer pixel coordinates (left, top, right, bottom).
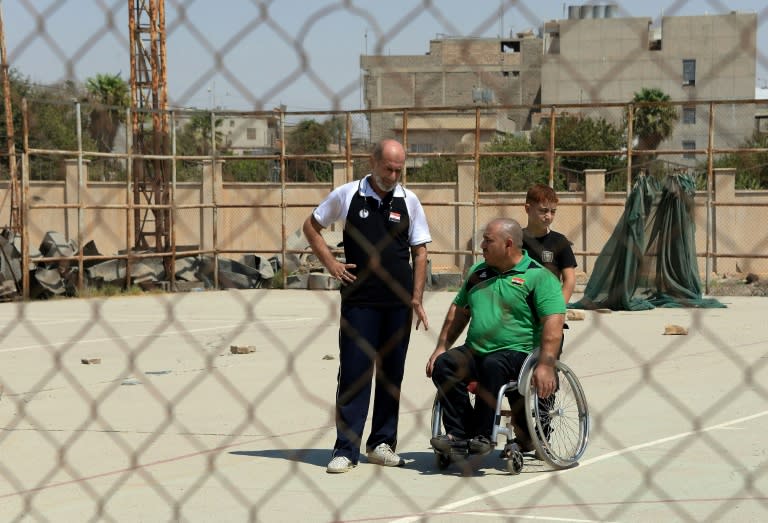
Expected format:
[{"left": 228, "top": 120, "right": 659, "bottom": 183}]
[
  {"left": 129, "top": 0, "right": 169, "bottom": 251},
  {"left": 0, "top": 0, "right": 20, "bottom": 233}
]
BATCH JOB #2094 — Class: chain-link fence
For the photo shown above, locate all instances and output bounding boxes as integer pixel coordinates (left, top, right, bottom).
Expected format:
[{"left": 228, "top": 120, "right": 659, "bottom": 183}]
[{"left": 1, "top": 1, "right": 768, "bottom": 521}]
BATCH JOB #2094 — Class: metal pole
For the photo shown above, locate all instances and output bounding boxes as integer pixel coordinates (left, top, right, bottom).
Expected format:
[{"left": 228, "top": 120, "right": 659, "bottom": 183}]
[
  {"left": 21, "top": 98, "right": 29, "bottom": 299},
  {"left": 548, "top": 106, "right": 556, "bottom": 187},
  {"left": 125, "top": 106, "right": 134, "bottom": 289},
  {"left": 705, "top": 102, "right": 715, "bottom": 294},
  {"left": 75, "top": 102, "right": 85, "bottom": 291},
  {"left": 169, "top": 109, "right": 177, "bottom": 290},
  {"left": 0, "top": 1, "right": 20, "bottom": 233},
  {"left": 626, "top": 103, "right": 634, "bottom": 194}
]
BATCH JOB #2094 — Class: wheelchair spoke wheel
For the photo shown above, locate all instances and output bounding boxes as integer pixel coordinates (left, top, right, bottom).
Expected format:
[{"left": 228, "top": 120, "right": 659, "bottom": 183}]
[{"left": 523, "top": 360, "right": 589, "bottom": 469}]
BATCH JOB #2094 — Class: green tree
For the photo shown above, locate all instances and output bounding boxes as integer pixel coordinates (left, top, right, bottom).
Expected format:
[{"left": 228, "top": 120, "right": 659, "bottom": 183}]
[
  {"left": 2, "top": 74, "right": 96, "bottom": 179},
  {"left": 532, "top": 114, "right": 625, "bottom": 174},
  {"left": 479, "top": 134, "right": 548, "bottom": 191},
  {"left": 222, "top": 158, "right": 275, "bottom": 182},
  {"left": 285, "top": 119, "right": 332, "bottom": 182},
  {"left": 84, "top": 73, "right": 129, "bottom": 152},
  {"left": 626, "top": 87, "right": 679, "bottom": 171},
  {"left": 709, "top": 131, "right": 768, "bottom": 189},
  {"left": 177, "top": 111, "right": 224, "bottom": 156},
  {"left": 409, "top": 157, "right": 457, "bottom": 182}
]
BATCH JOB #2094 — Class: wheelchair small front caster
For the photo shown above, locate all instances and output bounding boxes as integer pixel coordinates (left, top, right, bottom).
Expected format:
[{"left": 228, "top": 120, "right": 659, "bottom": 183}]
[
  {"left": 502, "top": 442, "right": 524, "bottom": 474},
  {"left": 506, "top": 449, "right": 523, "bottom": 474}
]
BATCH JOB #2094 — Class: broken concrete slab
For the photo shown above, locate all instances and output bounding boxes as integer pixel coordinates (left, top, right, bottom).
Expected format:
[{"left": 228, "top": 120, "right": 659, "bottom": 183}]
[
  {"left": 286, "top": 273, "right": 309, "bottom": 289},
  {"left": 34, "top": 267, "right": 71, "bottom": 295},
  {"left": 40, "top": 231, "right": 77, "bottom": 259},
  {"left": 85, "top": 258, "right": 126, "bottom": 285},
  {"left": 230, "top": 345, "right": 256, "bottom": 354},
  {"left": 664, "top": 324, "right": 688, "bottom": 335},
  {"left": 129, "top": 258, "right": 166, "bottom": 282},
  {"left": 0, "top": 230, "right": 23, "bottom": 286},
  {"left": 308, "top": 272, "right": 341, "bottom": 291},
  {"left": 174, "top": 256, "right": 202, "bottom": 282},
  {"left": 242, "top": 254, "right": 275, "bottom": 280}
]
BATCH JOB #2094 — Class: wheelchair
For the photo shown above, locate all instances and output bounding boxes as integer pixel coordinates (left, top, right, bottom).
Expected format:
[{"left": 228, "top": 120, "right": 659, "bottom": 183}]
[{"left": 430, "top": 349, "right": 590, "bottom": 474}]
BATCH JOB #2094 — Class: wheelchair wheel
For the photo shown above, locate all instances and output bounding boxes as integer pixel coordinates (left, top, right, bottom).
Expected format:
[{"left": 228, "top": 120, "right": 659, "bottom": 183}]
[{"left": 523, "top": 359, "right": 589, "bottom": 469}]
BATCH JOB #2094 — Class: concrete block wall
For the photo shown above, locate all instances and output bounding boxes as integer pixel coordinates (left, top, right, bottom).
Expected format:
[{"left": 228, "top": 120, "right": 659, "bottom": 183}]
[{"left": 7, "top": 162, "right": 765, "bottom": 280}]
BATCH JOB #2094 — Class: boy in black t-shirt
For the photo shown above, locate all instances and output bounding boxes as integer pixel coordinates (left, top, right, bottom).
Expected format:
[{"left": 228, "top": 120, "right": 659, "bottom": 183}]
[
  {"left": 511, "top": 184, "right": 576, "bottom": 453},
  {"left": 522, "top": 184, "right": 577, "bottom": 304}
]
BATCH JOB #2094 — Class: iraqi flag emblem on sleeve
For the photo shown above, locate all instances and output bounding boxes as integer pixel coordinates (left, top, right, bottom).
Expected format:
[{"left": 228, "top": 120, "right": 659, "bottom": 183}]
[
  {"left": 388, "top": 211, "right": 401, "bottom": 223},
  {"left": 511, "top": 277, "right": 525, "bottom": 286}
]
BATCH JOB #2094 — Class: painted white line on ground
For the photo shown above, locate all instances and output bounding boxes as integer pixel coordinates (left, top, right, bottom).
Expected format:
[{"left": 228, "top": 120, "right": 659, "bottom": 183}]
[
  {"left": 0, "top": 317, "right": 317, "bottom": 354},
  {"left": 392, "top": 409, "right": 768, "bottom": 523},
  {"left": 463, "top": 512, "right": 609, "bottom": 522}
]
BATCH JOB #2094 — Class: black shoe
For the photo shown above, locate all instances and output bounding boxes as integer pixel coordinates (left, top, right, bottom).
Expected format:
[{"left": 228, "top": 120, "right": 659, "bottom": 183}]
[
  {"left": 468, "top": 435, "right": 493, "bottom": 455},
  {"left": 431, "top": 435, "right": 468, "bottom": 454}
]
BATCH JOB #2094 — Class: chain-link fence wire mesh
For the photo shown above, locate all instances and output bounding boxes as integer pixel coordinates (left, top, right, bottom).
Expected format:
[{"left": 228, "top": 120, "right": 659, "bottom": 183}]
[{"left": 2, "top": 0, "right": 768, "bottom": 520}]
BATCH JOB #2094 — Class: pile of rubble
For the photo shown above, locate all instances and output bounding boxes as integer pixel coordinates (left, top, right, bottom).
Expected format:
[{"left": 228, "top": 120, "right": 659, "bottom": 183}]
[
  {"left": 0, "top": 226, "right": 462, "bottom": 300},
  {"left": 0, "top": 229, "right": 281, "bottom": 300}
]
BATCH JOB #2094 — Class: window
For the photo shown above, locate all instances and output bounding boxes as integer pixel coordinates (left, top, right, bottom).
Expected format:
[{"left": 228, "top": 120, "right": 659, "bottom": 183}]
[
  {"left": 472, "top": 87, "right": 494, "bottom": 104},
  {"left": 409, "top": 143, "right": 434, "bottom": 153},
  {"left": 682, "top": 140, "right": 696, "bottom": 159},
  {"left": 246, "top": 128, "right": 257, "bottom": 140},
  {"left": 683, "top": 107, "right": 696, "bottom": 124},
  {"left": 683, "top": 59, "right": 696, "bottom": 86}
]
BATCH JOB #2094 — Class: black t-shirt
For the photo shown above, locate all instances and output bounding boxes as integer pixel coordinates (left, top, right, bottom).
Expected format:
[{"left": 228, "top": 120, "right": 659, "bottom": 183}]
[{"left": 522, "top": 229, "right": 576, "bottom": 281}]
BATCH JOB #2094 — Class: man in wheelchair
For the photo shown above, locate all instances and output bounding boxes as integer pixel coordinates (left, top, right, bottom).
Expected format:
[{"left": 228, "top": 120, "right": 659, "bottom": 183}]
[{"left": 425, "top": 218, "right": 566, "bottom": 458}]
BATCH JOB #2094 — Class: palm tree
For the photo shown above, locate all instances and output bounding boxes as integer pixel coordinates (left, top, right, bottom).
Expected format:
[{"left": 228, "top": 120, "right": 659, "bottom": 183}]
[
  {"left": 181, "top": 111, "right": 224, "bottom": 155},
  {"left": 85, "top": 73, "right": 129, "bottom": 152},
  {"left": 627, "top": 87, "right": 679, "bottom": 173}
]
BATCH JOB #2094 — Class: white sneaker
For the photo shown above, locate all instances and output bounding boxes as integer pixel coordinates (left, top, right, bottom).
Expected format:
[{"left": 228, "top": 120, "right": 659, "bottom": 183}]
[
  {"left": 326, "top": 456, "right": 356, "bottom": 474},
  {"left": 367, "top": 443, "right": 404, "bottom": 467}
]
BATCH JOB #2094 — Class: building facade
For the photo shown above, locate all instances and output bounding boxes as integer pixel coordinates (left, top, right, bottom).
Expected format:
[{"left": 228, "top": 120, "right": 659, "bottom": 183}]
[
  {"left": 542, "top": 10, "right": 757, "bottom": 163},
  {"left": 360, "top": 7, "right": 757, "bottom": 169},
  {"left": 360, "top": 34, "right": 542, "bottom": 163}
]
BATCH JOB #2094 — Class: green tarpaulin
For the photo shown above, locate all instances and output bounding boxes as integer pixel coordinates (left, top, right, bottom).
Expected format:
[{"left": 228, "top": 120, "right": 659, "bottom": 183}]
[{"left": 571, "top": 173, "right": 725, "bottom": 311}]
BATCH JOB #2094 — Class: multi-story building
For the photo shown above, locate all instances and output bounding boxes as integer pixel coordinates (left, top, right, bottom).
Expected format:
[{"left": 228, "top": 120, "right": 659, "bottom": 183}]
[
  {"left": 360, "top": 6, "right": 757, "bottom": 168},
  {"left": 360, "top": 33, "right": 542, "bottom": 165},
  {"left": 542, "top": 8, "right": 757, "bottom": 164}
]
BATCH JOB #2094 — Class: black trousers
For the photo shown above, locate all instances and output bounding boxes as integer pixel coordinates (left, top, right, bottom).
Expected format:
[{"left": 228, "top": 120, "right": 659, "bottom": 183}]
[
  {"left": 332, "top": 304, "right": 412, "bottom": 463},
  {"left": 431, "top": 346, "right": 528, "bottom": 440}
]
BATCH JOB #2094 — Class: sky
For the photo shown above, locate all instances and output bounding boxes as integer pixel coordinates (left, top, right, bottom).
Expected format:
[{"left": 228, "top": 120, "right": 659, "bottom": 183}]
[{"left": 3, "top": 0, "right": 767, "bottom": 113}]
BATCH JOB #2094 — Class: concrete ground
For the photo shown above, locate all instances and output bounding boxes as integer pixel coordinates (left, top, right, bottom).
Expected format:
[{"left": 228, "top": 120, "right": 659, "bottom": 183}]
[{"left": 0, "top": 289, "right": 766, "bottom": 522}]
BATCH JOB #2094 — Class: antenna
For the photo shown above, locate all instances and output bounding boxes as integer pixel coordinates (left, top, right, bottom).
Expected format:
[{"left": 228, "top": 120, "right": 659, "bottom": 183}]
[{"left": 500, "top": 0, "right": 504, "bottom": 38}]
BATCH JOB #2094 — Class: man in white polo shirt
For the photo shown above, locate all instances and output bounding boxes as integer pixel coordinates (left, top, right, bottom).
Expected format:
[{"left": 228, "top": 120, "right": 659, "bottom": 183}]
[{"left": 303, "top": 139, "right": 432, "bottom": 474}]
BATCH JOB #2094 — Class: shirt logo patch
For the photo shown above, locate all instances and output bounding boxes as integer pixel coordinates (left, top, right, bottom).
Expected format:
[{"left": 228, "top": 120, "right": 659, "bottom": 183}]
[
  {"left": 511, "top": 277, "right": 525, "bottom": 286},
  {"left": 388, "top": 211, "right": 401, "bottom": 223},
  {"left": 359, "top": 209, "right": 369, "bottom": 219},
  {"left": 542, "top": 250, "right": 554, "bottom": 263}
]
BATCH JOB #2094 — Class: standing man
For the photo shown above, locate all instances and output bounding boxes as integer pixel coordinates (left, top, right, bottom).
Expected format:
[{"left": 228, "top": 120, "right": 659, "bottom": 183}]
[
  {"left": 303, "top": 139, "right": 432, "bottom": 474},
  {"left": 522, "top": 184, "right": 577, "bottom": 304}
]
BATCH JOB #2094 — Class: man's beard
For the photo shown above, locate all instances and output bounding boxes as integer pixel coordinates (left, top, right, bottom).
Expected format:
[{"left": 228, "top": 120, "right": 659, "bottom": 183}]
[{"left": 372, "top": 173, "right": 396, "bottom": 192}]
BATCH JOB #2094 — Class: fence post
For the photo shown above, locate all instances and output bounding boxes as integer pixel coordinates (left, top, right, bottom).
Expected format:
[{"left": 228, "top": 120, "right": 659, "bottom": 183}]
[
  {"left": 332, "top": 159, "right": 347, "bottom": 189},
  {"left": 457, "top": 158, "right": 475, "bottom": 271},
  {"left": 64, "top": 158, "right": 88, "bottom": 243},
  {"left": 584, "top": 168, "right": 606, "bottom": 274},
  {"left": 201, "top": 159, "right": 223, "bottom": 252},
  {"left": 713, "top": 167, "right": 736, "bottom": 275}
]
